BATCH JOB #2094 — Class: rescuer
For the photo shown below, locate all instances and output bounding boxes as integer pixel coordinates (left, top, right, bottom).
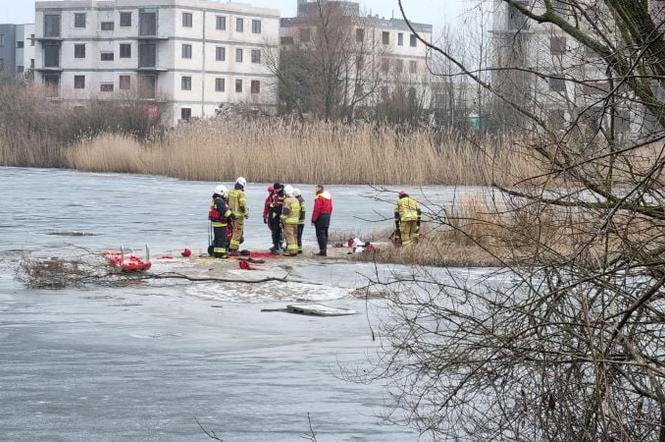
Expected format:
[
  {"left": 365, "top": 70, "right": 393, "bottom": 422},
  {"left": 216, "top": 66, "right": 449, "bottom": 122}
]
[
  {"left": 311, "top": 185, "right": 333, "bottom": 256},
  {"left": 209, "top": 184, "right": 233, "bottom": 258},
  {"left": 294, "top": 188, "right": 306, "bottom": 254},
  {"left": 281, "top": 185, "right": 301, "bottom": 257},
  {"left": 269, "top": 182, "right": 285, "bottom": 254},
  {"left": 394, "top": 190, "right": 421, "bottom": 246},
  {"left": 228, "top": 177, "right": 249, "bottom": 255}
]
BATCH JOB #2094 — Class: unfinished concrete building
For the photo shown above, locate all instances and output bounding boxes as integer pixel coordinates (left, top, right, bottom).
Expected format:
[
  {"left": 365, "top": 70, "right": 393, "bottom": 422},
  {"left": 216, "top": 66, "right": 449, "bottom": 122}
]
[{"left": 34, "top": 0, "right": 280, "bottom": 125}]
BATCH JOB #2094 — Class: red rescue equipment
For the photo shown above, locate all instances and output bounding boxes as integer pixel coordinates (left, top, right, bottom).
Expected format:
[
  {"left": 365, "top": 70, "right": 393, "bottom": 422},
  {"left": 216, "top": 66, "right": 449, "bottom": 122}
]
[
  {"left": 121, "top": 256, "right": 152, "bottom": 272},
  {"left": 209, "top": 206, "right": 222, "bottom": 222},
  {"left": 103, "top": 247, "right": 152, "bottom": 273},
  {"left": 239, "top": 261, "right": 253, "bottom": 270}
]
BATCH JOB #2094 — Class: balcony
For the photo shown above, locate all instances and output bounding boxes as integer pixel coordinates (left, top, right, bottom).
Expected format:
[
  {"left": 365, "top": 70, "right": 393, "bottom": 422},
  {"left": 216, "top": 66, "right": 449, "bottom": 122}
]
[
  {"left": 36, "top": 36, "right": 63, "bottom": 42},
  {"left": 39, "top": 43, "right": 62, "bottom": 71},
  {"left": 138, "top": 11, "right": 167, "bottom": 39},
  {"left": 136, "top": 35, "right": 168, "bottom": 41},
  {"left": 138, "top": 74, "right": 158, "bottom": 99},
  {"left": 137, "top": 42, "right": 167, "bottom": 72},
  {"left": 136, "top": 66, "right": 168, "bottom": 72},
  {"left": 40, "top": 14, "right": 62, "bottom": 41}
]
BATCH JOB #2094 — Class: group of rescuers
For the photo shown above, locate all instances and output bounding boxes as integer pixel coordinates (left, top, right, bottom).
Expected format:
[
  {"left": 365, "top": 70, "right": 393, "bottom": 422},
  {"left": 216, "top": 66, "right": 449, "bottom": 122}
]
[{"left": 208, "top": 177, "right": 421, "bottom": 259}]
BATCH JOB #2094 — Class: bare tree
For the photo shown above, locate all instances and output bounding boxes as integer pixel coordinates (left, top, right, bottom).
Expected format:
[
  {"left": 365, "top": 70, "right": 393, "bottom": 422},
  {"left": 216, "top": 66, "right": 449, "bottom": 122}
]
[
  {"left": 358, "top": 0, "right": 665, "bottom": 439},
  {"left": 265, "top": 0, "right": 384, "bottom": 121},
  {"left": 429, "top": 24, "right": 482, "bottom": 130},
  {"left": 373, "top": 76, "right": 429, "bottom": 126}
]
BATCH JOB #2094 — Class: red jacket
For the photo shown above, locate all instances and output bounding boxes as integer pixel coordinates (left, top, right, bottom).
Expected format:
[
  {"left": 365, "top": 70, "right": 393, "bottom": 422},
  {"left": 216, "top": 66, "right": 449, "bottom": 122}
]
[
  {"left": 264, "top": 192, "right": 284, "bottom": 221},
  {"left": 263, "top": 194, "right": 272, "bottom": 221},
  {"left": 312, "top": 191, "right": 333, "bottom": 222}
]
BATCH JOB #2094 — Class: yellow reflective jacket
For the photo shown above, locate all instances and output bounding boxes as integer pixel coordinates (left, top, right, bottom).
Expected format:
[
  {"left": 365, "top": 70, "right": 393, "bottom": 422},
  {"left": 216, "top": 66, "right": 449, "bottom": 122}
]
[
  {"left": 395, "top": 196, "right": 420, "bottom": 222},
  {"left": 228, "top": 189, "right": 249, "bottom": 217},
  {"left": 281, "top": 196, "right": 301, "bottom": 225}
]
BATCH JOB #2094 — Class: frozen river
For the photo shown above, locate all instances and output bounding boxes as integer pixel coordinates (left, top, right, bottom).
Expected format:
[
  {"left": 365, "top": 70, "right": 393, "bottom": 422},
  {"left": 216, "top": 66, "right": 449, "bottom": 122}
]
[{"left": 0, "top": 167, "right": 489, "bottom": 440}]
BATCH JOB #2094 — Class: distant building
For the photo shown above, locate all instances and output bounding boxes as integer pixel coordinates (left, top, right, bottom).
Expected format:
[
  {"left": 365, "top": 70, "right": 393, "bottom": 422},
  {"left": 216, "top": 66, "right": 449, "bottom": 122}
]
[
  {"left": 490, "top": 0, "right": 638, "bottom": 136},
  {"left": 279, "top": 0, "right": 433, "bottom": 111},
  {"left": 34, "top": 0, "right": 280, "bottom": 125},
  {"left": 0, "top": 23, "right": 36, "bottom": 82}
]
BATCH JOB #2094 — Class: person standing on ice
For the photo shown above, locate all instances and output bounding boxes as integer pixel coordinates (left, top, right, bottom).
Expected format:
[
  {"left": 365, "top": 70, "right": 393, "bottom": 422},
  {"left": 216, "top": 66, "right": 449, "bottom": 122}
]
[
  {"left": 394, "top": 190, "right": 421, "bottom": 246},
  {"left": 268, "top": 183, "right": 285, "bottom": 254},
  {"left": 311, "top": 185, "right": 333, "bottom": 257},
  {"left": 228, "top": 177, "right": 249, "bottom": 255},
  {"left": 281, "top": 185, "right": 301, "bottom": 257},
  {"left": 294, "top": 188, "right": 306, "bottom": 254},
  {"left": 263, "top": 185, "right": 274, "bottom": 227},
  {"left": 209, "top": 185, "right": 233, "bottom": 258}
]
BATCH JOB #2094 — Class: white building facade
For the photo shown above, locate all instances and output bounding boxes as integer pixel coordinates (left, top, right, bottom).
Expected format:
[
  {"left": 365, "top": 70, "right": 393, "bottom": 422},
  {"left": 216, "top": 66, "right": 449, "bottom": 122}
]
[{"left": 34, "top": 0, "right": 280, "bottom": 125}]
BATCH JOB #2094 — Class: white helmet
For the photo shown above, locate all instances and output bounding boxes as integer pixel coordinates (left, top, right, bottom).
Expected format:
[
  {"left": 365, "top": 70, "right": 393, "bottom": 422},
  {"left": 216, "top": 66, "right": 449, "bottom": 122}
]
[
  {"left": 236, "top": 177, "right": 247, "bottom": 188},
  {"left": 293, "top": 188, "right": 302, "bottom": 197},
  {"left": 284, "top": 185, "right": 295, "bottom": 196},
  {"left": 214, "top": 184, "right": 228, "bottom": 197}
]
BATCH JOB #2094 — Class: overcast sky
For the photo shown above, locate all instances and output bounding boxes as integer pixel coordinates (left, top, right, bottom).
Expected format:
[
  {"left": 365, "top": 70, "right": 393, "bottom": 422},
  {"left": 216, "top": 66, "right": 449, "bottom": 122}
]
[{"left": 0, "top": 0, "right": 472, "bottom": 35}]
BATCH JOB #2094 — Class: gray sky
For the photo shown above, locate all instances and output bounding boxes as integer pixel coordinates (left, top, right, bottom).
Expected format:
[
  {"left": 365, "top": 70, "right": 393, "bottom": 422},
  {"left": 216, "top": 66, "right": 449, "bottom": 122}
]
[{"left": 0, "top": 0, "right": 470, "bottom": 35}]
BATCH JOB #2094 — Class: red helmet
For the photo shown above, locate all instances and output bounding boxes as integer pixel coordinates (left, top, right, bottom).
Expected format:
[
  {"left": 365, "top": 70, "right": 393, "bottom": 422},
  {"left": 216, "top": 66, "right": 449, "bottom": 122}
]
[
  {"left": 399, "top": 191, "right": 409, "bottom": 197},
  {"left": 268, "top": 185, "right": 274, "bottom": 193}
]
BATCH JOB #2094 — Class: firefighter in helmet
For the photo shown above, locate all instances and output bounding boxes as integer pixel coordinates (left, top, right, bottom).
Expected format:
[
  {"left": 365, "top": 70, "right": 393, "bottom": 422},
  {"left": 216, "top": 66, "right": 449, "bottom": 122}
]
[
  {"left": 228, "top": 177, "right": 249, "bottom": 255},
  {"left": 281, "top": 185, "right": 301, "bottom": 256},
  {"left": 209, "top": 184, "right": 233, "bottom": 258},
  {"left": 294, "top": 188, "right": 306, "bottom": 254}
]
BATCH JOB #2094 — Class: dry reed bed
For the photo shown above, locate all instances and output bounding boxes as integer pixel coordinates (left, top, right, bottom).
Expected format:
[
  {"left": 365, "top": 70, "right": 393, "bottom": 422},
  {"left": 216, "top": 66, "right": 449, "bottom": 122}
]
[
  {"left": 0, "top": 84, "right": 158, "bottom": 168},
  {"left": 64, "top": 120, "right": 543, "bottom": 186},
  {"left": 354, "top": 195, "right": 620, "bottom": 267}
]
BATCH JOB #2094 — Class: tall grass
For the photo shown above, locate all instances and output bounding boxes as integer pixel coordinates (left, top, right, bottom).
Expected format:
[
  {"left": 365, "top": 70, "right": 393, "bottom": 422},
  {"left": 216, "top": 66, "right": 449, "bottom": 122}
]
[
  {"left": 4, "top": 84, "right": 660, "bottom": 188},
  {"left": 0, "top": 82, "right": 543, "bottom": 185},
  {"left": 0, "top": 83, "right": 159, "bottom": 168},
  {"left": 64, "top": 120, "right": 542, "bottom": 186}
]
